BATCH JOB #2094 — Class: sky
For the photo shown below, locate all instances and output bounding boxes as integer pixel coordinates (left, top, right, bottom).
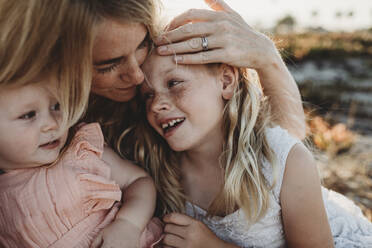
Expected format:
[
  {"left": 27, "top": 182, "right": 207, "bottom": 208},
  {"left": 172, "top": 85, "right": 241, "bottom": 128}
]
[{"left": 161, "top": 0, "right": 372, "bottom": 31}]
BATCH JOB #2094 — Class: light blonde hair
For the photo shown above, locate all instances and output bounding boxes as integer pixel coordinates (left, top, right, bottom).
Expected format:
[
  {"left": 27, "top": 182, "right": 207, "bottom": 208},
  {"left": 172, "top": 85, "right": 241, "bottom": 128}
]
[
  {"left": 0, "top": 0, "right": 95, "bottom": 128},
  {"left": 131, "top": 64, "right": 278, "bottom": 222},
  {"left": 82, "top": 0, "right": 161, "bottom": 151}
]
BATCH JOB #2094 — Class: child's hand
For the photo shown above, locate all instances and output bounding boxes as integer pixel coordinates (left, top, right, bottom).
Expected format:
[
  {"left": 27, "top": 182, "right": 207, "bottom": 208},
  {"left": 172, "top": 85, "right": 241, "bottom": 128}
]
[
  {"left": 162, "top": 213, "right": 234, "bottom": 248},
  {"left": 91, "top": 218, "right": 142, "bottom": 248}
]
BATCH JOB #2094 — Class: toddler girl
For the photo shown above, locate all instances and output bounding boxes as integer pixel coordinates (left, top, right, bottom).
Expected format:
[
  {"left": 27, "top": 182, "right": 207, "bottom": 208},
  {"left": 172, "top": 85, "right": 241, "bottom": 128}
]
[
  {"left": 0, "top": 0, "right": 161, "bottom": 247},
  {"left": 135, "top": 51, "right": 372, "bottom": 247}
]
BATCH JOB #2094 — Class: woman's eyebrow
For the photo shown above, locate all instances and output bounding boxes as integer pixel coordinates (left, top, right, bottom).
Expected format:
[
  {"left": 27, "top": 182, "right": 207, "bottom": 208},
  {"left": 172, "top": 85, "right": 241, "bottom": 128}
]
[
  {"left": 93, "top": 56, "right": 123, "bottom": 66},
  {"left": 94, "top": 33, "right": 149, "bottom": 66}
]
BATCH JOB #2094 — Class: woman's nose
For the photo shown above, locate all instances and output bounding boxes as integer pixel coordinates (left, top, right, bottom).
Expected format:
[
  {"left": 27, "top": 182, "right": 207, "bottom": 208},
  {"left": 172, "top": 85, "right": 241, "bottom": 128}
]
[{"left": 120, "top": 56, "right": 145, "bottom": 86}]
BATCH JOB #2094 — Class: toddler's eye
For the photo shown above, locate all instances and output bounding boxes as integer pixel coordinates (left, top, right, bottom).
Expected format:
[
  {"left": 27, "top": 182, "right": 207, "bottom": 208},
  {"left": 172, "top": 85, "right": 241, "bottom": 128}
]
[
  {"left": 19, "top": 111, "right": 36, "bottom": 120},
  {"left": 51, "top": 102, "right": 60, "bottom": 111},
  {"left": 168, "top": 80, "right": 182, "bottom": 88}
]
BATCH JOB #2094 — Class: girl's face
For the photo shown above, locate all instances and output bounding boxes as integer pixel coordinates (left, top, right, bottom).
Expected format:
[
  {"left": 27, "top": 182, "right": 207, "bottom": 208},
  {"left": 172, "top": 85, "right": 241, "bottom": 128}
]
[
  {"left": 92, "top": 20, "right": 150, "bottom": 102},
  {"left": 141, "top": 54, "right": 226, "bottom": 152},
  {"left": 0, "top": 80, "right": 68, "bottom": 171}
]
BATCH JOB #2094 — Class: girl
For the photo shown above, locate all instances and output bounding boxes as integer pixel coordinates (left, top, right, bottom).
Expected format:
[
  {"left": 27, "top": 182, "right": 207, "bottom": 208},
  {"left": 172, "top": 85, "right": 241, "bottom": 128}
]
[
  {"left": 0, "top": 1, "right": 161, "bottom": 247},
  {"left": 136, "top": 51, "right": 372, "bottom": 247}
]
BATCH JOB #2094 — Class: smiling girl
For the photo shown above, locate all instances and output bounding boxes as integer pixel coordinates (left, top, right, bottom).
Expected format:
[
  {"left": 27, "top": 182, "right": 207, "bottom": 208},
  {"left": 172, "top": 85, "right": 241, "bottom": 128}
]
[{"left": 134, "top": 52, "right": 372, "bottom": 247}]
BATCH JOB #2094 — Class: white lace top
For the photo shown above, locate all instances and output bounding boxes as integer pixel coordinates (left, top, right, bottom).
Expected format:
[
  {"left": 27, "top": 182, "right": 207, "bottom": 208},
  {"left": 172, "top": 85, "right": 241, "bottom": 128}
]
[{"left": 185, "top": 126, "right": 372, "bottom": 248}]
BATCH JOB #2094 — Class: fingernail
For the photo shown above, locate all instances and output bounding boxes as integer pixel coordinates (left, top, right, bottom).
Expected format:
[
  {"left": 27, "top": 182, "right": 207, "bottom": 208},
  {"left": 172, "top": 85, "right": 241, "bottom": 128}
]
[
  {"left": 158, "top": 46, "right": 168, "bottom": 54},
  {"left": 174, "top": 55, "right": 183, "bottom": 62}
]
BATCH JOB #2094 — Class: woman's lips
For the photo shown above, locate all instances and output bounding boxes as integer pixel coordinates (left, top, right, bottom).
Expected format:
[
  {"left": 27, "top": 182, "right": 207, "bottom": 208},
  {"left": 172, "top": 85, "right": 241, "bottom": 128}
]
[{"left": 115, "top": 86, "right": 136, "bottom": 92}]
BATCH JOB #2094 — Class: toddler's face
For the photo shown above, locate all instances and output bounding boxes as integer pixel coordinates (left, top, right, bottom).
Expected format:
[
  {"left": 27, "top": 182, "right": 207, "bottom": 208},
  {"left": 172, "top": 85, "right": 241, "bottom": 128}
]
[
  {"left": 141, "top": 54, "right": 225, "bottom": 152},
  {"left": 0, "top": 79, "right": 68, "bottom": 171}
]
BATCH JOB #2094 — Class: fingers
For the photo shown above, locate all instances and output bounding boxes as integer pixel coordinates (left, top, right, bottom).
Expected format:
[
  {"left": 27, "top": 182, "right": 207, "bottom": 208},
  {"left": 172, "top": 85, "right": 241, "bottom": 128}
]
[
  {"left": 162, "top": 233, "right": 185, "bottom": 248},
  {"left": 204, "top": 0, "right": 234, "bottom": 12},
  {"left": 157, "top": 35, "right": 221, "bottom": 56},
  {"left": 164, "top": 223, "right": 187, "bottom": 237},
  {"left": 173, "top": 49, "right": 227, "bottom": 65},
  {"left": 156, "top": 21, "right": 215, "bottom": 45},
  {"left": 166, "top": 9, "right": 220, "bottom": 31},
  {"left": 163, "top": 213, "right": 193, "bottom": 226}
]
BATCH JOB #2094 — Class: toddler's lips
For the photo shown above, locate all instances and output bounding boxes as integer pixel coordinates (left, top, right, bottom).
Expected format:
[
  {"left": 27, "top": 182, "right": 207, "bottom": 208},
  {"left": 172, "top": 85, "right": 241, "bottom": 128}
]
[{"left": 39, "top": 139, "right": 60, "bottom": 149}]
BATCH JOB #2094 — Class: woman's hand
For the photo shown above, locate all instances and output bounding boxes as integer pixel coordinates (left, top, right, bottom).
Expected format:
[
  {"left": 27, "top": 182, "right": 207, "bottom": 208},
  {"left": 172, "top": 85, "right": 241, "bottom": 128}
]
[
  {"left": 161, "top": 213, "right": 237, "bottom": 248},
  {"left": 155, "top": 0, "right": 279, "bottom": 69},
  {"left": 156, "top": 0, "right": 306, "bottom": 140}
]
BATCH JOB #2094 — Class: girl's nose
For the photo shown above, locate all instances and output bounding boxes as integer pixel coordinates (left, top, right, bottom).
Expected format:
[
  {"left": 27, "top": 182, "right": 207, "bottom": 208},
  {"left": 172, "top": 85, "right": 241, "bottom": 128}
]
[
  {"left": 41, "top": 114, "right": 59, "bottom": 132},
  {"left": 150, "top": 93, "right": 171, "bottom": 113}
]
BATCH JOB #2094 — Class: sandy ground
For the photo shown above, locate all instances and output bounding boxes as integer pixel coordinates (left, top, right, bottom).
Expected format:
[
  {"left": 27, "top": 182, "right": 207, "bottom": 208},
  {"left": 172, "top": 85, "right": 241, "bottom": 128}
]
[{"left": 316, "top": 135, "right": 372, "bottom": 221}]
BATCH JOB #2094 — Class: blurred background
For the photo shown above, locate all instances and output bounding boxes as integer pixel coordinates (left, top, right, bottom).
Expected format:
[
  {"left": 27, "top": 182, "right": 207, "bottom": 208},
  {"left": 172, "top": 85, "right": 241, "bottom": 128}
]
[{"left": 162, "top": 0, "right": 372, "bottom": 220}]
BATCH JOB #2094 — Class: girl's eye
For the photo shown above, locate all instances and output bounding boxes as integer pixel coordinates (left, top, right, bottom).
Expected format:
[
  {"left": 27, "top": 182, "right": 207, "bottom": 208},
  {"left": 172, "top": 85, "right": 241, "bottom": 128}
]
[
  {"left": 168, "top": 80, "right": 182, "bottom": 88},
  {"left": 51, "top": 102, "right": 60, "bottom": 111},
  {"left": 19, "top": 111, "right": 36, "bottom": 120},
  {"left": 96, "top": 63, "right": 119, "bottom": 74}
]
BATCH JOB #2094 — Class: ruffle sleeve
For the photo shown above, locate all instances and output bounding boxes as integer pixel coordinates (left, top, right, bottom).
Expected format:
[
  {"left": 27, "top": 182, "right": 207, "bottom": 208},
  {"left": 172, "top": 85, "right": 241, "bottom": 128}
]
[{"left": 62, "top": 123, "right": 122, "bottom": 215}]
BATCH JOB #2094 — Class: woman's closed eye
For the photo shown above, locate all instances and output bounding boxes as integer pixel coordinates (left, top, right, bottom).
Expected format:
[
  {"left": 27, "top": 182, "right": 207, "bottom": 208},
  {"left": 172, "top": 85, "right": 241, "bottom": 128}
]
[{"left": 96, "top": 63, "right": 120, "bottom": 74}]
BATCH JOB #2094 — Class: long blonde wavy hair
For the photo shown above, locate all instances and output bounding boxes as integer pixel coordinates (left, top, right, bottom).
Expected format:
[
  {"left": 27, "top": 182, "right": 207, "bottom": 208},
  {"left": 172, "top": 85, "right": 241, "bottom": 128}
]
[
  {"left": 0, "top": 0, "right": 95, "bottom": 128},
  {"left": 129, "top": 64, "right": 278, "bottom": 222},
  {"left": 82, "top": 0, "right": 161, "bottom": 150}
]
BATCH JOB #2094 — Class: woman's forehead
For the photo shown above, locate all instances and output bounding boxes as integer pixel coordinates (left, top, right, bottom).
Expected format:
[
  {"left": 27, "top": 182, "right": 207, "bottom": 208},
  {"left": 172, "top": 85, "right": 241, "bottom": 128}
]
[{"left": 93, "top": 20, "right": 147, "bottom": 63}]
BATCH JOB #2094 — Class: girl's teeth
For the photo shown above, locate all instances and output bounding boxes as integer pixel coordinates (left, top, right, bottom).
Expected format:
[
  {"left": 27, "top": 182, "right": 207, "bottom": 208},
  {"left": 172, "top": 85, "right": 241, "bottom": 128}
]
[{"left": 161, "top": 118, "right": 185, "bottom": 130}]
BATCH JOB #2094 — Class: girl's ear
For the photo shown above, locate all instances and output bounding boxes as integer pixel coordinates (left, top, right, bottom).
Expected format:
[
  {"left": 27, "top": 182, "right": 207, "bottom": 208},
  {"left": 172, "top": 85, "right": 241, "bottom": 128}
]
[{"left": 219, "top": 64, "right": 239, "bottom": 100}]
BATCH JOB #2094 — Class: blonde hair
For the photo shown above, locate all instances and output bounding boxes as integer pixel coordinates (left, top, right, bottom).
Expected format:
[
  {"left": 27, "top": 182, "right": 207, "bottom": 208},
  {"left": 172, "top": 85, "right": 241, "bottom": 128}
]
[
  {"left": 131, "top": 65, "right": 278, "bottom": 221},
  {"left": 85, "top": 0, "right": 160, "bottom": 34},
  {"left": 83, "top": 0, "right": 161, "bottom": 152},
  {"left": 0, "top": 0, "right": 95, "bottom": 128}
]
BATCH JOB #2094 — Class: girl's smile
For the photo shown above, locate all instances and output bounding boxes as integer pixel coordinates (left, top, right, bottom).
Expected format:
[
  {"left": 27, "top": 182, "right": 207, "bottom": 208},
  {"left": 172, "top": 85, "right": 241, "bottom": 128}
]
[
  {"left": 158, "top": 117, "right": 186, "bottom": 138},
  {"left": 141, "top": 54, "right": 228, "bottom": 152}
]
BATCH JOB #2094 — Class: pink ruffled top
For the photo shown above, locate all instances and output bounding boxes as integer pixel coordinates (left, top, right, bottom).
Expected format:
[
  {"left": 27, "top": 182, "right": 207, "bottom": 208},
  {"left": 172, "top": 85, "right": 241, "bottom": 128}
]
[{"left": 0, "top": 123, "right": 123, "bottom": 247}]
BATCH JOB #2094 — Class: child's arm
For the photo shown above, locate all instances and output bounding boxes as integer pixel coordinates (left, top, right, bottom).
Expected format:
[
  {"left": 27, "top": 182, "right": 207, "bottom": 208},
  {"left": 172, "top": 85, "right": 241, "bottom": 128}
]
[
  {"left": 280, "top": 143, "right": 334, "bottom": 248},
  {"left": 103, "top": 146, "right": 156, "bottom": 230},
  {"left": 92, "top": 146, "right": 156, "bottom": 248}
]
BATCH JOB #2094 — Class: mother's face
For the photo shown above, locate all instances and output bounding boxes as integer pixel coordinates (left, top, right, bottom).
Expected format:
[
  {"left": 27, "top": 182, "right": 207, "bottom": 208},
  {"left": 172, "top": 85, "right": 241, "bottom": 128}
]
[{"left": 92, "top": 20, "right": 150, "bottom": 102}]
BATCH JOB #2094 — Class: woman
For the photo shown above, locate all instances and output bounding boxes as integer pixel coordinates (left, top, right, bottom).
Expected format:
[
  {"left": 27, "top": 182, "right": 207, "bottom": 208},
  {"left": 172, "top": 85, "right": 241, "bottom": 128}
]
[
  {"left": 83, "top": 0, "right": 306, "bottom": 218},
  {"left": 84, "top": 0, "right": 305, "bottom": 143}
]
